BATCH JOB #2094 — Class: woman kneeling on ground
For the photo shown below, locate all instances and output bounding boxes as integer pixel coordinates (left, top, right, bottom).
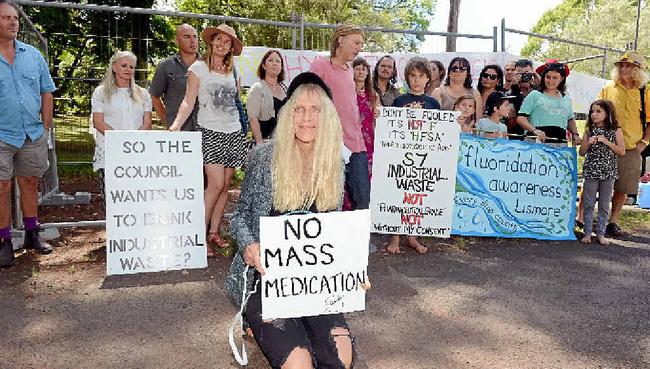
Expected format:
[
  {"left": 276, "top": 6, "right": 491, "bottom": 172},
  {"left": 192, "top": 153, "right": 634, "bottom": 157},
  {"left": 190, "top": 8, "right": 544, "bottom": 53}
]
[{"left": 225, "top": 72, "right": 356, "bottom": 369}]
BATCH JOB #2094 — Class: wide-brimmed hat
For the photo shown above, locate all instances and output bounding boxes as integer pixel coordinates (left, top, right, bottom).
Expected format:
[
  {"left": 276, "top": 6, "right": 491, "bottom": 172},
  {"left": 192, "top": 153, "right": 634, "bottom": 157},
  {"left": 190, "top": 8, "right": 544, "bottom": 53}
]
[
  {"left": 201, "top": 24, "right": 243, "bottom": 56},
  {"left": 278, "top": 72, "right": 333, "bottom": 112},
  {"left": 535, "top": 59, "right": 570, "bottom": 77},
  {"left": 614, "top": 51, "right": 644, "bottom": 69}
]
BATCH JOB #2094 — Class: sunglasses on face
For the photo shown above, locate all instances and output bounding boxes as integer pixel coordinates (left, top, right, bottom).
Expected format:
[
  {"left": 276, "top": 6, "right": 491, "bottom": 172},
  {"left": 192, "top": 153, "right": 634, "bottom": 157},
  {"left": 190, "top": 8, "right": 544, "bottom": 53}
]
[
  {"left": 450, "top": 66, "right": 468, "bottom": 73},
  {"left": 481, "top": 72, "right": 498, "bottom": 80}
]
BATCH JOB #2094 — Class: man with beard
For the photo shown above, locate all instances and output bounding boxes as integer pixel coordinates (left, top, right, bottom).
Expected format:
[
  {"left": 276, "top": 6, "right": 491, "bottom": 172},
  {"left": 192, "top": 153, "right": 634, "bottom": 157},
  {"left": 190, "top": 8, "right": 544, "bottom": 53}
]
[{"left": 373, "top": 55, "right": 400, "bottom": 106}]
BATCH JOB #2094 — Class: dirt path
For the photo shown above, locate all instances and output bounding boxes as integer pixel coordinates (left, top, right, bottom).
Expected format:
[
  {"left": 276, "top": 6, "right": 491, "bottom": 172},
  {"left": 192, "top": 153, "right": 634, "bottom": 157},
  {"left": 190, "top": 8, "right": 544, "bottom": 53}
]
[{"left": 2, "top": 226, "right": 649, "bottom": 369}]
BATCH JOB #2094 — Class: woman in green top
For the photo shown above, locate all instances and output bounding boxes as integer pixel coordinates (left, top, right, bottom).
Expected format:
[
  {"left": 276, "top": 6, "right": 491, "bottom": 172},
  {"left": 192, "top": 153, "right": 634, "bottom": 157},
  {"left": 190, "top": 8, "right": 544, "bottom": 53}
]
[{"left": 516, "top": 59, "right": 580, "bottom": 146}]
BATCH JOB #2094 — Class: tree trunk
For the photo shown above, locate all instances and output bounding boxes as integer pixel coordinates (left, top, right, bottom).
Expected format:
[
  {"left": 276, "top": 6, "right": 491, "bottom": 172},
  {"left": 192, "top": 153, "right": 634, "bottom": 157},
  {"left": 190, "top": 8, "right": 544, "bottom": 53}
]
[{"left": 446, "top": 0, "right": 460, "bottom": 52}]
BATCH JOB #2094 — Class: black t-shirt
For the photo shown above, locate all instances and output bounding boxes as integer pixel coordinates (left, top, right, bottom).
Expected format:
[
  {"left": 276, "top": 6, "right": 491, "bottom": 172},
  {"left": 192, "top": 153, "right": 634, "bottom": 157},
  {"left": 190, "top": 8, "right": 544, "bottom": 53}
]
[{"left": 392, "top": 93, "right": 441, "bottom": 109}]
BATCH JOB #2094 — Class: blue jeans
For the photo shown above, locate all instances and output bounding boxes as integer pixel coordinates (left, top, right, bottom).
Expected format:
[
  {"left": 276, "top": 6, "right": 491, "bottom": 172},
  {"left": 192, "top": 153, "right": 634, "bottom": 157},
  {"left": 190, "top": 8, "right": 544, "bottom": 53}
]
[{"left": 345, "top": 152, "right": 370, "bottom": 210}]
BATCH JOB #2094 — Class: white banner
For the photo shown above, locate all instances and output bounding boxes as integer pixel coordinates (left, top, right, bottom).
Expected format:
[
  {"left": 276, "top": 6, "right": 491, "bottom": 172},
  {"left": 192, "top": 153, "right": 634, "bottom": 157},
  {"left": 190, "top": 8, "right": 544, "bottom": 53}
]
[
  {"left": 260, "top": 210, "right": 370, "bottom": 320},
  {"left": 235, "top": 47, "right": 605, "bottom": 113},
  {"left": 105, "top": 131, "right": 207, "bottom": 276},
  {"left": 370, "top": 107, "right": 460, "bottom": 237}
]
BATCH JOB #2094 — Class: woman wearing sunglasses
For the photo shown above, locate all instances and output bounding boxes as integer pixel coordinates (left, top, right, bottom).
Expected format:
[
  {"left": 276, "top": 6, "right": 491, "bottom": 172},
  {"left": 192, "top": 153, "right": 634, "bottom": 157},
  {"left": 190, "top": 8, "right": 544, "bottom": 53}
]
[
  {"left": 516, "top": 59, "right": 580, "bottom": 147},
  {"left": 477, "top": 64, "right": 504, "bottom": 115},
  {"left": 432, "top": 57, "right": 483, "bottom": 116}
]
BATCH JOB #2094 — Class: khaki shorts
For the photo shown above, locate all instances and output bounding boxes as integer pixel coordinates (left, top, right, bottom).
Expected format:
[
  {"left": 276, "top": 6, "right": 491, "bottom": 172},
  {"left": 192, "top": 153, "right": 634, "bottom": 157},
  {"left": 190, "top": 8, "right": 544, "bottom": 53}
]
[
  {"left": 614, "top": 149, "right": 642, "bottom": 195},
  {"left": 0, "top": 133, "right": 49, "bottom": 181}
]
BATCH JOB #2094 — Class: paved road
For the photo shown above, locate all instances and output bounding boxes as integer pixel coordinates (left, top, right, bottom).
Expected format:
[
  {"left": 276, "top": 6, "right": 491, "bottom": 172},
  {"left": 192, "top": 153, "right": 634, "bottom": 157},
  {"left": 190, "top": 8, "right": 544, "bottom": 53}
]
[{"left": 1, "top": 232, "right": 649, "bottom": 369}]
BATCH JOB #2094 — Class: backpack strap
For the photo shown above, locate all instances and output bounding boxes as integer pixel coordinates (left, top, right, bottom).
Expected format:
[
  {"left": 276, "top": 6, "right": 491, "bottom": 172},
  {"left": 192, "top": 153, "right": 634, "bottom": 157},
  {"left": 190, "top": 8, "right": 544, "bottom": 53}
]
[{"left": 641, "top": 86, "right": 647, "bottom": 131}]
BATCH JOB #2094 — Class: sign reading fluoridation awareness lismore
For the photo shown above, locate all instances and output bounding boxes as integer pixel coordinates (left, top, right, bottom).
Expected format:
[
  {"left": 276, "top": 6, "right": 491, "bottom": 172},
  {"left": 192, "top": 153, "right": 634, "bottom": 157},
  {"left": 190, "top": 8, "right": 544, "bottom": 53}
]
[
  {"left": 260, "top": 210, "right": 370, "bottom": 320},
  {"left": 452, "top": 135, "right": 578, "bottom": 240},
  {"left": 370, "top": 107, "right": 461, "bottom": 238},
  {"left": 105, "top": 131, "right": 207, "bottom": 275}
]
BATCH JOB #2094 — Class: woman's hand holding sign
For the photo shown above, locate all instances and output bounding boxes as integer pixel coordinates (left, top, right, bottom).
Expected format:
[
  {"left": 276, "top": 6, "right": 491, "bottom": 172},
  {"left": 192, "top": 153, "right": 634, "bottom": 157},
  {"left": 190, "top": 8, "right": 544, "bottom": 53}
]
[{"left": 244, "top": 242, "right": 265, "bottom": 275}]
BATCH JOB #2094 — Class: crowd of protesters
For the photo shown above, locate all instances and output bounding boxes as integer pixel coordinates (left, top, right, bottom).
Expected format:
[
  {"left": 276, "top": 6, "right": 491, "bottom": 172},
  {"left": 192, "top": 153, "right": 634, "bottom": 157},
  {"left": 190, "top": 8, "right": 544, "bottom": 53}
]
[{"left": 2, "top": 5, "right": 650, "bottom": 366}]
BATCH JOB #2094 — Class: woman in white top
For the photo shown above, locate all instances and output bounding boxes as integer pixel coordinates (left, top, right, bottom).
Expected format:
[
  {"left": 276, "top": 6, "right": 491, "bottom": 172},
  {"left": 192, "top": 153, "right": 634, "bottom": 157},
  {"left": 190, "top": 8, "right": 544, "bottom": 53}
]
[
  {"left": 247, "top": 49, "right": 287, "bottom": 144},
  {"left": 170, "top": 24, "right": 247, "bottom": 255},
  {"left": 92, "top": 50, "right": 152, "bottom": 191}
]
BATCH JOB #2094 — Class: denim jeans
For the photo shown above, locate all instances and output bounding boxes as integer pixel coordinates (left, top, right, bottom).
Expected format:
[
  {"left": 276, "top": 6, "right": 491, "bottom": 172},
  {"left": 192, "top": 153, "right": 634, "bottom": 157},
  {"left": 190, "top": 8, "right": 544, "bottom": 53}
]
[{"left": 345, "top": 152, "right": 370, "bottom": 210}]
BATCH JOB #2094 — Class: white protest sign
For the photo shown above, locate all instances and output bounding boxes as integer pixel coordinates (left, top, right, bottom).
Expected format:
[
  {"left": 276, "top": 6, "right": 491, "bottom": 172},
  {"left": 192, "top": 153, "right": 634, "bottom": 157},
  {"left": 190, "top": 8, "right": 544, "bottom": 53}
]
[
  {"left": 370, "top": 107, "right": 460, "bottom": 237},
  {"left": 260, "top": 210, "right": 370, "bottom": 320},
  {"left": 105, "top": 131, "right": 206, "bottom": 275}
]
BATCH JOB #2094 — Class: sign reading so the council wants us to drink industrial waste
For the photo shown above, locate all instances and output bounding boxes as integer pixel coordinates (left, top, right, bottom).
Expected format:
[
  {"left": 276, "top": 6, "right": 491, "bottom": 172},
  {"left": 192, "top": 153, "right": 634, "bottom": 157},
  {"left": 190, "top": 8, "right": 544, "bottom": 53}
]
[
  {"left": 260, "top": 210, "right": 370, "bottom": 320},
  {"left": 370, "top": 107, "right": 461, "bottom": 238},
  {"left": 104, "top": 131, "right": 207, "bottom": 276}
]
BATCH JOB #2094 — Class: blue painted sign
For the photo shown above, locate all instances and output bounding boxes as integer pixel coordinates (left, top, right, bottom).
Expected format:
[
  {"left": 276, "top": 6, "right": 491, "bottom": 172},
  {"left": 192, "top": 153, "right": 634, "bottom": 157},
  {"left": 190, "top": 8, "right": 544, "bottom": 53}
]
[{"left": 451, "top": 135, "right": 578, "bottom": 240}]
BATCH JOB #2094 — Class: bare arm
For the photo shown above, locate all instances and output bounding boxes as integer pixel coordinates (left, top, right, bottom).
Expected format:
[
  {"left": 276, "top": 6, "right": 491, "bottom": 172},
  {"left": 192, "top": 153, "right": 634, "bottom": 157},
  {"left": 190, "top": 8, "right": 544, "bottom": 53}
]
[
  {"left": 579, "top": 129, "right": 590, "bottom": 156},
  {"left": 92, "top": 112, "right": 113, "bottom": 134},
  {"left": 151, "top": 95, "right": 167, "bottom": 126},
  {"left": 139, "top": 112, "right": 152, "bottom": 130},
  {"left": 472, "top": 89, "right": 483, "bottom": 119},
  {"left": 516, "top": 115, "right": 547, "bottom": 141},
  {"left": 169, "top": 71, "right": 199, "bottom": 131},
  {"left": 40, "top": 92, "right": 53, "bottom": 129},
  {"left": 567, "top": 118, "right": 580, "bottom": 145},
  {"left": 610, "top": 128, "right": 626, "bottom": 156}
]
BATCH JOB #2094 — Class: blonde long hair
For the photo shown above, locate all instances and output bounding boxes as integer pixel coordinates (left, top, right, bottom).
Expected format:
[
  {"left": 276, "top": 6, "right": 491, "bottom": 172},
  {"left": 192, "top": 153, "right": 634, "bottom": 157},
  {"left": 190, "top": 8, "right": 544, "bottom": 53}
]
[
  {"left": 101, "top": 50, "right": 145, "bottom": 104},
  {"left": 612, "top": 65, "right": 649, "bottom": 88},
  {"left": 272, "top": 84, "right": 343, "bottom": 212}
]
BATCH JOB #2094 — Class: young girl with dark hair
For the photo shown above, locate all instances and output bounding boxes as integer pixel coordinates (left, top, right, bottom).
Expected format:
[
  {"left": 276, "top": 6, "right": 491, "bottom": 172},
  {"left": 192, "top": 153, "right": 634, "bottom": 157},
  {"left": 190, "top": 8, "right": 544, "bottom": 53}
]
[
  {"left": 579, "top": 99, "right": 625, "bottom": 244},
  {"left": 453, "top": 95, "right": 477, "bottom": 133}
]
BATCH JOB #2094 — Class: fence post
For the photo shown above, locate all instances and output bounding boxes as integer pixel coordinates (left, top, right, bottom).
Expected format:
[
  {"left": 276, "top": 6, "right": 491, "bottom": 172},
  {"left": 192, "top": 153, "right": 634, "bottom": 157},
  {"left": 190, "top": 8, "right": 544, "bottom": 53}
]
[
  {"left": 300, "top": 14, "right": 305, "bottom": 51},
  {"left": 291, "top": 12, "right": 296, "bottom": 49},
  {"left": 601, "top": 50, "right": 608, "bottom": 80},
  {"left": 500, "top": 18, "right": 505, "bottom": 52},
  {"left": 492, "top": 26, "right": 498, "bottom": 52}
]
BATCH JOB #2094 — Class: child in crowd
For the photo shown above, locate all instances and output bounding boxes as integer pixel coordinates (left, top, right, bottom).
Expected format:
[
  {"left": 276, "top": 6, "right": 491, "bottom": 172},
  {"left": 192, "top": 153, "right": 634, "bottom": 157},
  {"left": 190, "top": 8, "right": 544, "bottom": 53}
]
[
  {"left": 579, "top": 99, "right": 625, "bottom": 244},
  {"left": 453, "top": 95, "right": 477, "bottom": 133},
  {"left": 475, "top": 91, "right": 512, "bottom": 139},
  {"left": 387, "top": 57, "right": 441, "bottom": 254}
]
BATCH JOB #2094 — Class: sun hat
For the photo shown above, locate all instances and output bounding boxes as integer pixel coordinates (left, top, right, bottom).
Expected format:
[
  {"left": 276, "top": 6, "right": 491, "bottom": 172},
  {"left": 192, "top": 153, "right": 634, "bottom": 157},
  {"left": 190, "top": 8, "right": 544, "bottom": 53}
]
[
  {"left": 201, "top": 24, "right": 243, "bottom": 56},
  {"left": 535, "top": 59, "right": 570, "bottom": 76},
  {"left": 614, "top": 51, "right": 645, "bottom": 69}
]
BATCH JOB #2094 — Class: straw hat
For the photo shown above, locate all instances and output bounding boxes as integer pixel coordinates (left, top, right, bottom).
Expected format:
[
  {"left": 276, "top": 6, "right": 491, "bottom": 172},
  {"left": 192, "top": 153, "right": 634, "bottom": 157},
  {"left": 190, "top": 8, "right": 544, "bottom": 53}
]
[
  {"left": 201, "top": 24, "right": 243, "bottom": 56},
  {"left": 614, "top": 51, "right": 644, "bottom": 69}
]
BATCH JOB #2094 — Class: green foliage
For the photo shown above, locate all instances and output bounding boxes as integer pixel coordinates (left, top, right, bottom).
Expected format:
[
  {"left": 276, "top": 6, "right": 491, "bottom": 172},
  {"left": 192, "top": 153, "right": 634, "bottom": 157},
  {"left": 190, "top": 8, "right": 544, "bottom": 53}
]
[
  {"left": 23, "top": 1, "right": 176, "bottom": 112},
  {"left": 177, "top": 0, "right": 437, "bottom": 52},
  {"left": 521, "top": 0, "right": 649, "bottom": 77}
]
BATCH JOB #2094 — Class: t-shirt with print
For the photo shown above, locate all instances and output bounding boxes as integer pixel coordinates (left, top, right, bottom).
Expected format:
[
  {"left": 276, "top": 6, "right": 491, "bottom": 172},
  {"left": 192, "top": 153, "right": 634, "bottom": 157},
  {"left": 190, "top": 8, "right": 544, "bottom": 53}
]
[
  {"left": 392, "top": 93, "right": 441, "bottom": 109},
  {"left": 188, "top": 60, "right": 240, "bottom": 133},
  {"left": 475, "top": 117, "right": 507, "bottom": 138},
  {"left": 518, "top": 90, "right": 574, "bottom": 141}
]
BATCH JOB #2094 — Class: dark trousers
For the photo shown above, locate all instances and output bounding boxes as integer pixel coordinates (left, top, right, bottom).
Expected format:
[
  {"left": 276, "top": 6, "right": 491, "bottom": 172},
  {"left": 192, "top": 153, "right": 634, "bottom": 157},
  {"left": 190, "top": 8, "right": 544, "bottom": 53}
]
[
  {"left": 245, "top": 274, "right": 351, "bottom": 369},
  {"left": 346, "top": 152, "right": 370, "bottom": 210}
]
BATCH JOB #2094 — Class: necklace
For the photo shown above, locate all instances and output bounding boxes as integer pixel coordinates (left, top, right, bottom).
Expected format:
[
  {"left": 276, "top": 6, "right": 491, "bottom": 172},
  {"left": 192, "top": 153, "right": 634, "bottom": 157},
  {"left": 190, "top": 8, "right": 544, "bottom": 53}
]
[{"left": 211, "top": 61, "right": 227, "bottom": 71}]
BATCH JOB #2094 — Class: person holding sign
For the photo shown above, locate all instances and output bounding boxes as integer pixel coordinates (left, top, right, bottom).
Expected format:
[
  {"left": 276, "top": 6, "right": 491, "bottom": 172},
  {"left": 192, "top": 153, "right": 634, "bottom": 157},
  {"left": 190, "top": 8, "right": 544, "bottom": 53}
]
[
  {"left": 225, "top": 72, "right": 357, "bottom": 369},
  {"left": 169, "top": 24, "right": 248, "bottom": 254},
  {"left": 92, "top": 50, "right": 152, "bottom": 195},
  {"left": 386, "top": 57, "right": 441, "bottom": 255},
  {"left": 516, "top": 59, "right": 580, "bottom": 147},
  {"left": 475, "top": 91, "right": 513, "bottom": 139}
]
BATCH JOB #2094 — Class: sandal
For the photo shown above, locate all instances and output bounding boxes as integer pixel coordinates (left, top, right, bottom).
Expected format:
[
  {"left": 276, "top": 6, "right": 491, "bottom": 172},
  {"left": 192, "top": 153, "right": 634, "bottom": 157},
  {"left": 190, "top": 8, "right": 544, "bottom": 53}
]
[
  {"left": 208, "top": 231, "right": 229, "bottom": 248},
  {"left": 206, "top": 244, "right": 216, "bottom": 258}
]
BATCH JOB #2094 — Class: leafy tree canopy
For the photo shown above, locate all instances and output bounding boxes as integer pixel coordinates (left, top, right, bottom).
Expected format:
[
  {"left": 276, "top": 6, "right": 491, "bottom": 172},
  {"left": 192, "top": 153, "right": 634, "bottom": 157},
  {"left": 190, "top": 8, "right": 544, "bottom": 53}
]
[
  {"left": 176, "top": 0, "right": 437, "bottom": 52},
  {"left": 521, "top": 0, "right": 649, "bottom": 77}
]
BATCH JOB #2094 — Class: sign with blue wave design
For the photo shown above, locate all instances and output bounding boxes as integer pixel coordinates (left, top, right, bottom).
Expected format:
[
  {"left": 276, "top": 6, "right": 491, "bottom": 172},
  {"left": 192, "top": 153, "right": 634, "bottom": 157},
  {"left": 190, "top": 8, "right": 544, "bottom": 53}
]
[{"left": 451, "top": 135, "right": 578, "bottom": 240}]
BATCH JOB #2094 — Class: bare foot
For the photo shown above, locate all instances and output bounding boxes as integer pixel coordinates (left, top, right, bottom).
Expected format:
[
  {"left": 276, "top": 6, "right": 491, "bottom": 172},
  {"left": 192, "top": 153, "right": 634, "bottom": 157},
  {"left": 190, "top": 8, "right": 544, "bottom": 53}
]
[
  {"left": 386, "top": 236, "right": 402, "bottom": 254},
  {"left": 596, "top": 235, "right": 610, "bottom": 245},
  {"left": 580, "top": 235, "right": 592, "bottom": 244},
  {"left": 407, "top": 236, "right": 428, "bottom": 254}
]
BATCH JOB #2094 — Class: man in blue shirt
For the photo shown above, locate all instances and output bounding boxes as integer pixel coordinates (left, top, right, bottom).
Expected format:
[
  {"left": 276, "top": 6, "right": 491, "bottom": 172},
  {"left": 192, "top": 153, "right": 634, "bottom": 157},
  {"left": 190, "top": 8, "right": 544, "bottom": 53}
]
[{"left": 0, "top": 0, "right": 56, "bottom": 267}]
